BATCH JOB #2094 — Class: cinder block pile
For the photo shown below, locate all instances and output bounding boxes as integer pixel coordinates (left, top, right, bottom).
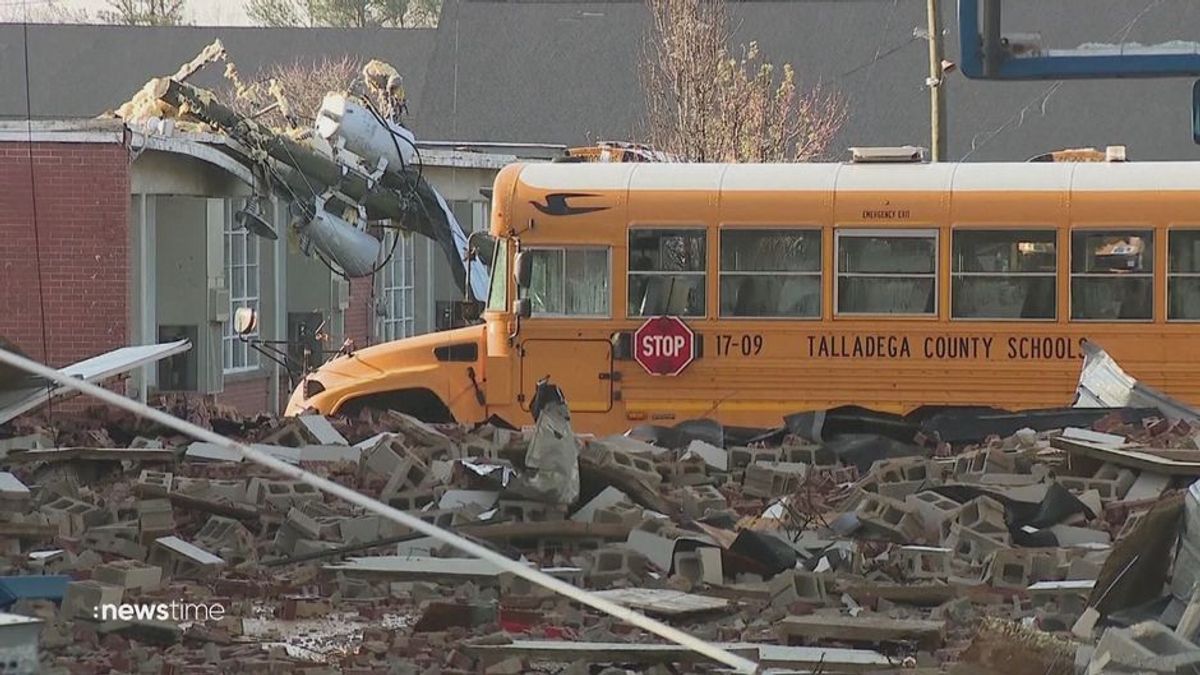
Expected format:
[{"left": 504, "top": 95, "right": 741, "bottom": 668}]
[{"left": 1, "top": 400, "right": 1199, "bottom": 674}]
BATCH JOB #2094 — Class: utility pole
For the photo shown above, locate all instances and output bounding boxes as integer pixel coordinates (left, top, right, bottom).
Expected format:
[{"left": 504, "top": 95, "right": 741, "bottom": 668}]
[{"left": 927, "top": 0, "right": 947, "bottom": 161}]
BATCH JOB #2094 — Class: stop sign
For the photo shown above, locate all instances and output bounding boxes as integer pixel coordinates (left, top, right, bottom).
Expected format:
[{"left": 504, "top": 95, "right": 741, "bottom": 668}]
[{"left": 633, "top": 316, "right": 695, "bottom": 376}]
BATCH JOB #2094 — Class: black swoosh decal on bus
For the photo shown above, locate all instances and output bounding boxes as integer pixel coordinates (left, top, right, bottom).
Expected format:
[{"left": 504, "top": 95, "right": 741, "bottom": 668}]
[{"left": 530, "top": 192, "right": 610, "bottom": 216}]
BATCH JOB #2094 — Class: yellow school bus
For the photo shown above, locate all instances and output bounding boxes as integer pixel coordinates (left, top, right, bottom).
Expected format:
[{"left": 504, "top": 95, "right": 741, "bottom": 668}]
[{"left": 286, "top": 152, "right": 1200, "bottom": 434}]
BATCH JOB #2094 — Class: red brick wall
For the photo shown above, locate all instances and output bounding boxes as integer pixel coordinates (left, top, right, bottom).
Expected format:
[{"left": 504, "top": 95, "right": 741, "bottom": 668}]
[
  {"left": 220, "top": 375, "right": 272, "bottom": 414},
  {"left": 0, "top": 141, "right": 130, "bottom": 367},
  {"left": 346, "top": 276, "right": 374, "bottom": 347}
]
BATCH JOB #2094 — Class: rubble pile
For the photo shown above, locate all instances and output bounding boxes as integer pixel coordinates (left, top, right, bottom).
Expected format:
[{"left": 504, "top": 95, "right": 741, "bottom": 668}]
[{"left": 4, "top": 396, "right": 1200, "bottom": 674}]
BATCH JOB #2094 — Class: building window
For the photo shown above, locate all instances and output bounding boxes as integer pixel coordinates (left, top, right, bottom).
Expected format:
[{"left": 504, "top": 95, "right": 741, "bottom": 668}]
[
  {"left": 223, "top": 213, "right": 261, "bottom": 373},
  {"left": 527, "top": 247, "right": 610, "bottom": 316},
  {"left": 628, "top": 228, "right": 706, "bottom": 317},
  {"left": 719, "top": 228, "right": 820, "bottom": 318},
  {"left": 1070, "top": 230, "right": 1153, "bottom": 321},
  {"left": 836, "top": 229, "right": 937, "bottom": 315},
  {"left": 952, "top": 229, "right": 1056, "bottom": 319},
  {"left": 380, "top": 230, "right": 416, "bottom": 340},
  {"left": 1169, "top": 229, "right": 1200, "bottom": 320}
]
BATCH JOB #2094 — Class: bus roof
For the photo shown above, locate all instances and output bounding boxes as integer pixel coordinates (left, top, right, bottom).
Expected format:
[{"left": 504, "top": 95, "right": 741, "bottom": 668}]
[{"left": 513, "top": 160, "right": 1200, "bottom": 194}]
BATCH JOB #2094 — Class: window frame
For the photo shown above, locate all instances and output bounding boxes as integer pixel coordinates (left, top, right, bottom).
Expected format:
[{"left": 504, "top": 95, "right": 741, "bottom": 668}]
[
  {"left": 378, "top": 229, "right": 416, "bottom": 341},
  {"left": 834, "top": 227, "right": 940, "bottom": 318},
  {"left": 1168, "top": 226, "right": 1200, "bottom": 323},
  {"left": 717, "top": 225, "right": 822, "bottom": 320},
  {"left": 949, "top": 226, "right": 1058, "bottom": 322},
  {"left": 627, "top": 226, "right": 709, "bottom": 319},
  {"left": 1068, "top": 227, "right": 1155, "bottom": 323},
  {"left": 525, "top": 245, "right": 612, "bottom": 319},
  {"left": 222, "top": 202, "right": 261, "bottom": 375}
]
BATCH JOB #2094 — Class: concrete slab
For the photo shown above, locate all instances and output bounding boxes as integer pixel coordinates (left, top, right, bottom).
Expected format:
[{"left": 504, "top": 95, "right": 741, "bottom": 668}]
[{"left": 591, "top": 588, "right": 729, "bottom": 616}]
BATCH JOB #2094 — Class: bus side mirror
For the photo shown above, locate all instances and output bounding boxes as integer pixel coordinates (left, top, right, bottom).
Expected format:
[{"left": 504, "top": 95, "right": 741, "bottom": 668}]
[
  {"left": 514, "top": 298, "right": 532, "bottom": 319},
  {"left": 233, "top": 307, "right": 259, "bottom": 336},
  {"left": 1193, "top": 80, "right": 1200, "bottom": 144},
  {"left": 514, "top": 251, "right": 533, "bottom": 288}
]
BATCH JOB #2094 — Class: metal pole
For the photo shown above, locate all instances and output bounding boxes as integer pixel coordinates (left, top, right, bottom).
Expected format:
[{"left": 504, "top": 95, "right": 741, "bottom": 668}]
[{"left": 927, "top": 0, "right": 947, "bottom": 161}]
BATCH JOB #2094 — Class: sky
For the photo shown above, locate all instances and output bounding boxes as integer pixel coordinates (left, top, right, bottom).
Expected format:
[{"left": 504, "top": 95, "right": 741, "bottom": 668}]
[{"left": 2, "top": 0, "right": 256, "bottom": 25}]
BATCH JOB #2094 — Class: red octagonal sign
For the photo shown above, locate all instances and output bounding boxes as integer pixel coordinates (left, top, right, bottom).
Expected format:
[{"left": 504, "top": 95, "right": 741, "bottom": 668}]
[{"left": 634, "top": 316, "right": 696, "bottom": 376}]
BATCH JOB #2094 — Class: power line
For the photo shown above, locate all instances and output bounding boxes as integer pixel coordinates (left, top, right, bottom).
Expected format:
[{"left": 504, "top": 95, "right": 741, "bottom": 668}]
[{"left": 21, "top": 0, "right": 53, "bottom": 422}]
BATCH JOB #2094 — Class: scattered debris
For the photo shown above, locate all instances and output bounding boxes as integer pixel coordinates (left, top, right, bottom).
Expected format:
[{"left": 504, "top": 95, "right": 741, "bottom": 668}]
[{"left": 1, "top": 344, "right": 1200, "bottom": 672}]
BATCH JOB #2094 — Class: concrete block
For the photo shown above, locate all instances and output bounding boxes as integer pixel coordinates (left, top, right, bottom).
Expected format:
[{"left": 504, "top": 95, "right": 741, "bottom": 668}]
[
  {"left": 906, "top": 491, "right": 963, "bottom": 543},
  {"left": 93, "top": 559, "right": 162, "bottom": 592},
  {"left": 672, "top": 550, "right": 703, "bottom": 583},
  {"left": 1061, "top": 464, "right": 1137, "bottom": 502},
  {"left": 593, "top": 501, "right": 645, "bottom": 526},
  {"left": 40, "top": 496, "right": 106, "bottom": 537},
  {"left": 172, "top": 477, "right": 247, "bottom": 504},
  {"left": 1088, "top": 621, "right": 1200, "bottom": 675},
  {"left": 339, "top": 515, "right": 383, "bottom": 544},
  {"left": 867, "top": 457, "right": 938, "bottom": 501},
  {"left": 945, "top": 523, "right": 1008, "bottom": 566},
  {"left": 955, "top": 496, "right": 1010, "bottom": 542},
  {"left": 682, "top": 439, "right": 727, "bottom": 471},
  {"left": 246, "top": 478, "right": 322, "bottom": 511},
  {"left": 81, "top": 522, "right": 145, "bottom": 560},
  {"left": 62, "top": 580, "right": 123, "bottom": 620},
  {"left": 743, "top": 462, "right": 804, "bottom": 499},
  {"left": 585, "top": 545, "right": 648, "bottom": 587},
  {"left": 769, "top": 569, "right": 828, "bottom": 608},
  {"left": 608, "top": 449, "right": 663, "bottom": 489},
  {"left": 854, "top": 491, "right": 924, "bottom": 543},
  {"left": 194, "top": 516, "right": 257, "bottom": 563},
  {"left": 893, "top": 545, "right": 952, "bottom": 581},
  {"left": 699, "top": 547, "right": 723, "bottom": 585},
  {"left": 729, "top": 446, "right": 782, "bottom": 470},
  {"left": 666, "top": 456, "right": 711, "bottom": 487},
  {"left": 681, "top": 485, "right": 727, "bottom": 519},
  {"left": 571, "top": 486, "right": 630, "bottom": 523},
  {"left": 135, "top": 470, "right": 173, "bottom": 495},
  {"left": 387, "top": 488, "right": 437, "bottom": 512},
  {"left": 496, "top": 498, "right": 566, "bottom": 522},
  {"left": 136, "top": 498, "right": 175, "bottom": 541},
  {"left": 780, "top": 440, "right": 835, "bottom": 466}
]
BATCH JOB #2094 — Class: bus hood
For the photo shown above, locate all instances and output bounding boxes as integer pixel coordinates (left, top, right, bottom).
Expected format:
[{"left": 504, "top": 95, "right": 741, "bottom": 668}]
[{"left": 286, "top": 325, "right": 486, "bottom": 416}]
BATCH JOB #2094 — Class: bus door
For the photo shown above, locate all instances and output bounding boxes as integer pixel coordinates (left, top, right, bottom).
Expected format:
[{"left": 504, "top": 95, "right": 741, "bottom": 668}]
[{"left": 518, "top": 339, "right": 614, "bottom": 413}]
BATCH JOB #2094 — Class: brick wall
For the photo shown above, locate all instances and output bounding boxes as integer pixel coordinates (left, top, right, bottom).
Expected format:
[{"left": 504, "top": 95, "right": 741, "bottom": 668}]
[
  {"left": 346, "top": 276, "right": 374, "bottom": 347},
  {"left": 0, "top": 141, "right": 130, "bottom": 367},
  {"left": 220, "top": 375, "right": 272, "bottom": 414}
]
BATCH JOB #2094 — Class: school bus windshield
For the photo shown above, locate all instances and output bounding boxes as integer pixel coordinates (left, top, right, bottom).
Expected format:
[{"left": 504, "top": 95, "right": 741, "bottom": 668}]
[{"left": 487, "top": 238, "right": 509, "bottom": 312}]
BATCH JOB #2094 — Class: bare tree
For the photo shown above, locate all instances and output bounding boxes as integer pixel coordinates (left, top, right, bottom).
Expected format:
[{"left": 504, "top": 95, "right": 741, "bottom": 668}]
[
  {"left": 224, "top": 55, "right": 366, "bottom": 129},
  {"left": 0, "top": 0, "right": 90, "bottom": 23},
  {"left": 642, "top": 0, "right": 846, "bottom": 162},
  {"left": 246, "top": 0, "right": 441, "bottom": 27},
  {"left": 99, "top": 0, "right": 187, "bottom": 25}
]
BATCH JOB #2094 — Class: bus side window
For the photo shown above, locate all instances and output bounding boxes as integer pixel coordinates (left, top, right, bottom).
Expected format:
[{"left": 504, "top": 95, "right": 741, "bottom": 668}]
[
  {"left": 836, "top": 229, "right": 938, "bottom": 316},
  {"left": 951, "top": 229, "right": 1056, "bottom": 320},
  {"left": 1169, "top": 229, "right": 1200, "bottom": 320},
  {"left": 1070, "top": 230, "right": 1153, "bottom": 321},
  {"left": 719, "top": 229, "right": 820, "bottom": 318},
  {"left": 526, "top": 247, "right": 610, "bottom": 317},
  {"left": 628, "top": 229, "right": 706, "bottom": 317}
]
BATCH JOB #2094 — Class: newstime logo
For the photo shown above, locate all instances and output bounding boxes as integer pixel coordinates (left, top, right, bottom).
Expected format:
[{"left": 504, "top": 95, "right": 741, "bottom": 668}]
[{"left": 92, "top": 601, "right": 227, "bottom": 622}]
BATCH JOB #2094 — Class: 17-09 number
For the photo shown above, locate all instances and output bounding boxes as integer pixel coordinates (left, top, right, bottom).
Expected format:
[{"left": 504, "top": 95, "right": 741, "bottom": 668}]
[{"left": 715, "top": 334, "right": 763, "bottom": 356}]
